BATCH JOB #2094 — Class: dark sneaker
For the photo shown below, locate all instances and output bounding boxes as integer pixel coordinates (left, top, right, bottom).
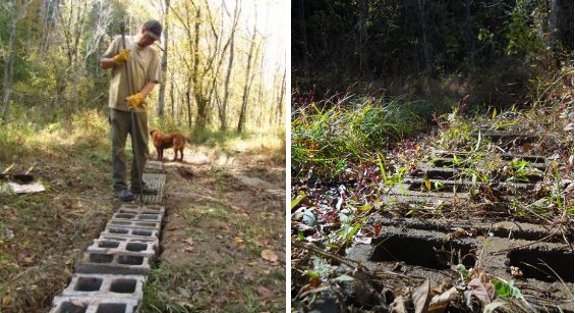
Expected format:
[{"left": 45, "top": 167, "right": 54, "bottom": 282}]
[
  {"left": 131, "top": 185, "right": 158, "bottom": 195},
  {"left": 116, "top": 189, "right": 135, "bottom": 201}
]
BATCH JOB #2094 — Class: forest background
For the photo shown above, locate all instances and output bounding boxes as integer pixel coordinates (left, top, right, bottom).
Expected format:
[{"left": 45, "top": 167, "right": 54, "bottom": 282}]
[
  {"left": 292, "top": 0, "right": 573, "bottom": 113},
  {"left": 1, "top": 0, "right": 286, "bottom": 136}
]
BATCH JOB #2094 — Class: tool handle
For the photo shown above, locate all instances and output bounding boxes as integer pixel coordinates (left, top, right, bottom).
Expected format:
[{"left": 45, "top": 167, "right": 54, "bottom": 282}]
[
  {"left": 2, "top": 163, "right": 15, "bottom": 175},
  {"left": 25, "top": 162, "right": 37, "bottom": 175},
  {"left": 119, "top": 21, "right": 135, "bottom": 96}
]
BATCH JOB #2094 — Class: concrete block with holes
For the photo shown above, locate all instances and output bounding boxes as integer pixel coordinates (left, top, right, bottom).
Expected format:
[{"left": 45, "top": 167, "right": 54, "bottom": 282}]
[
  {"left": 87, "top": 237, "right": 158, "bottom": 257},
  {"left": 49, "top": 296, "right": 140, "bottom": 313},
  {"left": 106, "top": 218, "right": 162, "bottom": 231},
  {"left": 101, "top": 226, "right": 160, "bottom": 240},
  {"left": 61, "top": 274, "right": 146, "bottom": 299},
  {"left": 75, "top": 251, "right": 152, "bottom": 275},
  {"left": 117, "top": 203, "right": 166, "bottom": 216},
  {"left": 111, "top": 211, "right": 163, "bottom": 224}
]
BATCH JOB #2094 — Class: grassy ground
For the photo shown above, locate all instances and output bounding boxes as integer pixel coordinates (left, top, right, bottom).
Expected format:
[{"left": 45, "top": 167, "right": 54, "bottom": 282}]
[
  {"left": 142, "top": 142, "right": 286, "bottom": 313},
  {"left": 0, "top": 109, "right": 286, "bottom": 313}
]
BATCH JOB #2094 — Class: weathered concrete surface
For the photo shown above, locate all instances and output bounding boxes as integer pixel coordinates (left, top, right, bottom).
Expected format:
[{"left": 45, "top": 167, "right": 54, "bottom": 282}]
[{"left": 346, "top": 215, "right": 574, "bottom": 312}]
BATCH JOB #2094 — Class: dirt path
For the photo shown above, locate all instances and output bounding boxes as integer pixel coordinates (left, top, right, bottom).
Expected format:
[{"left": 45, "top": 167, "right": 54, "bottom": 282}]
[{"left": 142, "top": 146, "right": 286, "bottom": 312}]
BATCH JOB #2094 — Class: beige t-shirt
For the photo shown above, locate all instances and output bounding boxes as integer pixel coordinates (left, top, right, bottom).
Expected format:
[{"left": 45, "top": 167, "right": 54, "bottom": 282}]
[{"left": 103, "top": 35, "right": 161, "bottom": 111}]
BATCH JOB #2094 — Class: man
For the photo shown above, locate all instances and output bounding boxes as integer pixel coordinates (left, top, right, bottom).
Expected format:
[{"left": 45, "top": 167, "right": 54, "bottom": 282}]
[{"left": 100, "top": 20, "right": 162, "bottom": 201}]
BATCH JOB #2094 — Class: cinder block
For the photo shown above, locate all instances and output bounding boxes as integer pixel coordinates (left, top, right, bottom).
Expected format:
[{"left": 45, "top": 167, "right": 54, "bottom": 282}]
[
  {"left": 75, "top": 251, "right": 152, "bottom": 275},
  {"left": 61, "top": 274, "right": 146, "bottom": 299},
  {"left": 97, "top": 234, "right": 159, "bottom": 244},
  {"left": 111, "top": 211, "right": 163, "bottom": 224},
  {"left": 50, "top": 296, "right": 140, "bottom": 313},
  {"left": 87, "top": 238, "right": 158, "bottom": 257},
  {"left": 106, "top": 218, "right": 162, "bottom": 231},
  {"left": 101, "top": 226, "right": 160, "bottom": 240},
  {"left": 118, "top": 204, "right": 166, "bottom": 215},
  {"left": 145, "top": 160, "right": 165, "bottom": 173}
]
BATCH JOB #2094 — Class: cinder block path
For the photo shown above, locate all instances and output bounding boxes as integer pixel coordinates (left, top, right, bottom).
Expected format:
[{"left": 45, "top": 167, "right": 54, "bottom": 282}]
[{"left": 48, "top": 161, "right": 166, "bottom": 313}]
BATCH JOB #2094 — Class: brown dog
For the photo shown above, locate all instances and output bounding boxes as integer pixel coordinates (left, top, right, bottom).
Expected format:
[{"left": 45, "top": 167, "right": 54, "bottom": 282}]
[{"left": 149, "top": 129, "right": 188, "bottom": 161}]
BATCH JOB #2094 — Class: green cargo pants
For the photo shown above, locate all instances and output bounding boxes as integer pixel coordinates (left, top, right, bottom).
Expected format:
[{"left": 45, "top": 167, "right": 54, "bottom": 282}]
[{"left": 109, "top": 109, "right": 149, "bottom": 192}]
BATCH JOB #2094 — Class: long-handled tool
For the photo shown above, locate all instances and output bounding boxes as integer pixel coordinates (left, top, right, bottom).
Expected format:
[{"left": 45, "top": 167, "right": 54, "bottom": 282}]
[
  {"left": 120, "top": 21, "right": 144, "bottom": 205},
  {"left": 0, "top": 163, "right": 36, "bottom": 184},
  {"left": 0, "top": 163, "right": 15, "bottom": 180},
  {"left": 13, "top": 163, "right": 36, "bottom": 184}
]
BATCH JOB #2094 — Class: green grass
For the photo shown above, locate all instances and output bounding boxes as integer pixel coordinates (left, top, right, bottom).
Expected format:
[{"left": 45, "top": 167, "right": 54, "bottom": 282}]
[{"left": 292, "top": 94, "right": 428, "bottom": 182}]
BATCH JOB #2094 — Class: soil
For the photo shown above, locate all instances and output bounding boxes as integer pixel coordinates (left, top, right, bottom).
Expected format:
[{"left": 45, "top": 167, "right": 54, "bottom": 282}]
[{"left": 149, "top": 146, "right": 286, "bottom": 311}]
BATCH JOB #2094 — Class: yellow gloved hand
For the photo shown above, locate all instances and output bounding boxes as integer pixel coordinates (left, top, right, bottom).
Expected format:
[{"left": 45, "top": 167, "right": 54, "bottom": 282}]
[
  {"left": 125, "top": 93, "right": 146, "bottom": 109},
  {"left": 112, "top": 49, "right": 130, "bottom": 64}
]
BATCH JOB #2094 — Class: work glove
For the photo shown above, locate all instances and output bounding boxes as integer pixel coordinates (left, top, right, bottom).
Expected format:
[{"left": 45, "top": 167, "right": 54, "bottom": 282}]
[
  {"left": 125, "top": 93, "right": 146, "bottom": 109},
  {"left": 112, "top": 49, "right": 130, "bottom": 65}
]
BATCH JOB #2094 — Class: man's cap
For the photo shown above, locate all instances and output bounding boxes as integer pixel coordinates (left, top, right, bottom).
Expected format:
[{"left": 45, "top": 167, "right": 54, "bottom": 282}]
[{"left": 143, "top": 20, "right": 162, "bottom": 40}]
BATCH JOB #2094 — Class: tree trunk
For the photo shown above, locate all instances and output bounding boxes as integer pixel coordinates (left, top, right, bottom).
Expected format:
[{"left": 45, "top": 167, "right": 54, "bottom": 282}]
[
  {"left": 220, "top": 32, "right": 234, "bottom": 131},
  {"left": 1, "top": 0, "right": 18, "bottom": 122},
  {"left": 358, "top": 0, "right": 368, "bottom": 78},
  {"left": 157, "top": 0, "right": 170, "bottom": 119},
  {"left": 297, "top": 0, "right": 310, "bottom": 77},
  {"left": 276, "top": 67, "right": 286, "bottom": 127},
  {"left": 237, "top": 22, "right": 257, "bottom": 133},
  {"left": 463, "top": 0, "right": 475, "bottom": 60},
  {"left": 218, "top": 0, "right": 240, "bottom": 131},
  {"left": 417, "top": 0, "right": 430, "bottom": 73},
  {"left": 193, "top": 7, "right": 207, "bottom": 131}
]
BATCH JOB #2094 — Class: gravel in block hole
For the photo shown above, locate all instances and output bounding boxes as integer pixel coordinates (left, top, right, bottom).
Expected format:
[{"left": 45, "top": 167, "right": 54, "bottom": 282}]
[
  {"left": 117, "top": 255, "right": 144, "bottom": 265},
  {"left": 57, "top": 302, "right": 87, "bottom": 313},
  {"left": 88, "top": 253, "right": 114, "bottom": 263},
  {"left": 110, "top": 279, "right": 137, "bottom": 293},
  {"left": 98, "top": 241, "right": 120, "bottom": 248},
  {"left": 95, "top": 303, "right": 126, "bottom": 313},
  {"left": 507, "top": 248, "right": 574, "bottom": 283}
]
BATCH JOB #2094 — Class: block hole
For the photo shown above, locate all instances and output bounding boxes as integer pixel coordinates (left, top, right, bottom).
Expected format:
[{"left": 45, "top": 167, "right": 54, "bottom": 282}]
[
  {"left": 146, "top": 205, "right": 162, "bottom": 211},
  {"left": 132, "top": 230, "right": 152, "bottom": 236},
  {"left": 95, "top": 303, "right": 126, "bottom": 313},
  {"left": 75, "top": 276, "right": 102, "bottom": 291},
  {"left": 98, "top": 240, "right": 120, "bottom": 248},
  {"left": 88, "top": 253, "right": 114, "bottom": 263},
  {"left": 507, "top": 248, "right": 574, "bottom": 283},
  {"left": 432, "top": 158, "right": 471, "bottom": 168},
  {"left": 135, "top": 222, "right": 156, "bottom": 227},
  {"left": 115, "top": 213, "right": 136, "bottom": 219},
  {"left": 408, "top": 180, "right": 468, "bottom": 192},
  {"left": 108, "top": 228, "right": 129, "bottom": 234},
  {"left": 370, "top": 235, "right": 475, "bottom": 270},
  {"left": 126, "top": 242, "right": 148, "bottom": 252},
  {"left": 109, "top": 220, "right": 130, "bottom": 225},
  {"left": 110, "top": 279, "right": 137, "bottom": 293},
  {"left": 57, "top": 302, "right": 87, "bottom": 313},
  {"left": 117, "top": 255, "right": 144, "bottom": 265},
  {"left": 139, "top": 214, "right": 160, "bottom": 220}
]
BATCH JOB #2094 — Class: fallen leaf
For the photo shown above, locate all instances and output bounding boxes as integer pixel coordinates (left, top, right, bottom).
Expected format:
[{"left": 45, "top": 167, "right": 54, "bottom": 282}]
[
  {"left": 467, "top": 277, "right": 495, "bottom": 305},
  {"left": 412, "top": 279, "right": 431, "bottom": 313},
  {"left": 183, "top": 238, "right": 194, "bottom": 246},
  {"left": 256, "top": 286, "right": 274, "bottom": 301},
  {"left": 261, "top": 249, "right": 278, "bottom": 263},
  {"left": 390, "top": 295, "right": 408, "bottom": 313},
  {"left": 234, "top": 236, "right": 245, "bottom": 247},
  {"left": 374, "top": 223, "right": 382, "bottom": 236},
  {"left": 429, "top": 287, "right": 459, "bottom": 312}
]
